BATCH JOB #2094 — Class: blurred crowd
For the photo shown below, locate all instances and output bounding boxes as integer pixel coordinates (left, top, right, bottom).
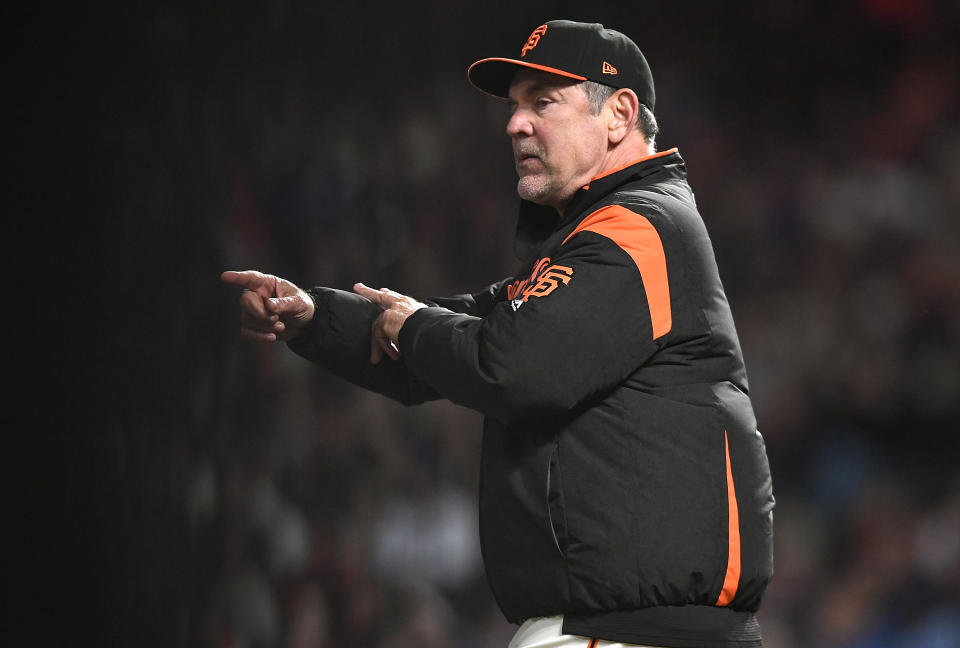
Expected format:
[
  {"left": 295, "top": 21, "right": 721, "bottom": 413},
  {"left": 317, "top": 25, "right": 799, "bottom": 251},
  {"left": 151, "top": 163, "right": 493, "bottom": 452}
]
[{"left": 57, "top": 1, "right": 959, "bottom": 647}]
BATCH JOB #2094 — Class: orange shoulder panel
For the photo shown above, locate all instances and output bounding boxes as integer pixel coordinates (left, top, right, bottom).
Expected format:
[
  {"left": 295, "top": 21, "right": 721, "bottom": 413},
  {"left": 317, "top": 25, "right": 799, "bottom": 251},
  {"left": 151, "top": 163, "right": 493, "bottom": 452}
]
[{"left": 562, "top": 205, "right": 672, "bottom": 339}]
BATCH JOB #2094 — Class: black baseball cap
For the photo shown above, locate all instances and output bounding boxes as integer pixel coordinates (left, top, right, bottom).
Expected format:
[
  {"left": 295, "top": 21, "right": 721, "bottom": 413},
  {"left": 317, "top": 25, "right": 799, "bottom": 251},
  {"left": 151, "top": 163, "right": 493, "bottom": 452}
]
[{"left": 468, "top": 20, "right": 656, "bottom": 111}]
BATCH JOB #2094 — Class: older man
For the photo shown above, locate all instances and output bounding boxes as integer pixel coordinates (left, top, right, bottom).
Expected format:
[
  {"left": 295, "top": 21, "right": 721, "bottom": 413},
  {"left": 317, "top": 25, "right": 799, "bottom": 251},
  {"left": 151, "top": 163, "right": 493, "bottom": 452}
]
[{"left": 223, "top": 20, "right": 774, "bottom": 648}]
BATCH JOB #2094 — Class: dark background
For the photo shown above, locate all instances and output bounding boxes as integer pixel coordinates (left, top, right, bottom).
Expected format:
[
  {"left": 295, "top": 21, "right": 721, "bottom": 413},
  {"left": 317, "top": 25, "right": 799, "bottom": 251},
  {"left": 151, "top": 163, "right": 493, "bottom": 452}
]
[{"left": 23, "top": 1, "right": 958, "bottom": 646}]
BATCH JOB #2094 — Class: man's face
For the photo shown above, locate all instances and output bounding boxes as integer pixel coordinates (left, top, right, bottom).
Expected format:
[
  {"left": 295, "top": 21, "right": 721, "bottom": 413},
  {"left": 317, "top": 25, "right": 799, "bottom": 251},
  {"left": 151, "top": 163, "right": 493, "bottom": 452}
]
[{"left": 506, "top": 69, "right": 608, "bottom": 211}]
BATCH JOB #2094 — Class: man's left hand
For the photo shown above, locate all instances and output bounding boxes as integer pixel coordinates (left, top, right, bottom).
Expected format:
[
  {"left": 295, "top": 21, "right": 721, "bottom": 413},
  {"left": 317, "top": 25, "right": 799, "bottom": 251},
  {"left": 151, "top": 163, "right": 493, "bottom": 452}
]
[{"left": 353, "top": 283, "right": 426, "bottom": 364}]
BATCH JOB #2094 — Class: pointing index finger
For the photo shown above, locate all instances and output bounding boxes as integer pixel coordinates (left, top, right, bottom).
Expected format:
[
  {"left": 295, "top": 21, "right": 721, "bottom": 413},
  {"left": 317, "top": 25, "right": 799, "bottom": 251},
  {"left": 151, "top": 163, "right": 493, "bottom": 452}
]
[
  {"left": 353, "top": 282, "right": 382, "bottom": 304},
  {"left": 222, "top": 270, "right": 262, "bottom": 289}
]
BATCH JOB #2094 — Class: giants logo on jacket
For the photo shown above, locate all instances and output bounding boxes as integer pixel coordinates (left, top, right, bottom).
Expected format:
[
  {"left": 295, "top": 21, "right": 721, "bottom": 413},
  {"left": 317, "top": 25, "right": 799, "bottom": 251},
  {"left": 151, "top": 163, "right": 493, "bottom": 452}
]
[{"left": 506, "top": 257, "right": 573, "bottom": 311}]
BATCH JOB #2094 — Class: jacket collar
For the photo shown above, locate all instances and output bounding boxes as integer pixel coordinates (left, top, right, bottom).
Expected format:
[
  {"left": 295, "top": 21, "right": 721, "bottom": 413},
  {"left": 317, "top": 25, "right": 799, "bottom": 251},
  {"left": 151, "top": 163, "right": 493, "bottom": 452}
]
[{"left": 514, "top": 148, "right": 686, "bottom": 260}]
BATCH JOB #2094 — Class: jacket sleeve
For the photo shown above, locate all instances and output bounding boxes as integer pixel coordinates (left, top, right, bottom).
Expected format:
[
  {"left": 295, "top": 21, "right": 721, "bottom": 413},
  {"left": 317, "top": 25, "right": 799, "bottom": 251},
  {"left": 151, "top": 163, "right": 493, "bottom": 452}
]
[
  {"left": 423, "top": 278, "right": 512, "bottom": 316},
  {"left": 285, "top": 279, "right": 514, "bottom": 405},
  {"left": 286, "top": 287, "right": 441, "bottom": 405},
  {"left": 397, "top": 209, "right": 672, "bottom": 423}
]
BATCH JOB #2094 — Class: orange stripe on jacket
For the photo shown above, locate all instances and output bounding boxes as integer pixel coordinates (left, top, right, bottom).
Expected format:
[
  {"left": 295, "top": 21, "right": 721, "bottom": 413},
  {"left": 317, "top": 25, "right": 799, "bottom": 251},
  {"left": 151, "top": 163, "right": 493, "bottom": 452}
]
[
  {"left": 716, "top": 430, "right": 741, "bottom": 606},
  {"left": 562, "top": 205, "right": 672, "bottom": 339}
]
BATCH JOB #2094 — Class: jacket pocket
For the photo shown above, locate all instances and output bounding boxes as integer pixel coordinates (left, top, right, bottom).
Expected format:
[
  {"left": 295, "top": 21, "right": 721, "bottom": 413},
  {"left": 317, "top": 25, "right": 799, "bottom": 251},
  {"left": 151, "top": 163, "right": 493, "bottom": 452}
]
[{"left": 546, "top": 441, "right": 568, "bottom": 556}]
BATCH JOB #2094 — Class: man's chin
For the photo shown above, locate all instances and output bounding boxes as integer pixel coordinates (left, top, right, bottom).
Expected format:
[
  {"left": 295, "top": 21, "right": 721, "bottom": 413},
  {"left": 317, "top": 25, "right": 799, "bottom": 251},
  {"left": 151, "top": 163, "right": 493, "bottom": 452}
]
[{"left": 517, "top": 177, "right": 549, "bottom": 203}]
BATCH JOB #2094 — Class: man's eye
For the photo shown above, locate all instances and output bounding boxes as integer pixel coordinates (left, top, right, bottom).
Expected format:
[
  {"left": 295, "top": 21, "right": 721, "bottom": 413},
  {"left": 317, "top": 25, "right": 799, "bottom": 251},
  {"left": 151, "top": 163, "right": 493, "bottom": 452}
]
[{"left": 536, "top": 98, "right": 551, "bottom": 109}]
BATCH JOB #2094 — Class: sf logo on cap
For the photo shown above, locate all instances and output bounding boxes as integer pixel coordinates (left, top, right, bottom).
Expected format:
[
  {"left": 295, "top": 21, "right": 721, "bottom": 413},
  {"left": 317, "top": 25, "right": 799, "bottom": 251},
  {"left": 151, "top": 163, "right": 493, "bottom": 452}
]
[{"left": 521, "top": 25, "right": 548, "bottom": 57}]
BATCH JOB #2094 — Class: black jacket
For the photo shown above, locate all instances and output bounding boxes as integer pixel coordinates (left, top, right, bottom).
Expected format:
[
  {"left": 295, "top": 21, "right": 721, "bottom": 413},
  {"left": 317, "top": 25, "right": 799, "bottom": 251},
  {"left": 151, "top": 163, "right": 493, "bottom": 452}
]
[{"left": 289, "top": 150, "right": 775, "bottom": 647}]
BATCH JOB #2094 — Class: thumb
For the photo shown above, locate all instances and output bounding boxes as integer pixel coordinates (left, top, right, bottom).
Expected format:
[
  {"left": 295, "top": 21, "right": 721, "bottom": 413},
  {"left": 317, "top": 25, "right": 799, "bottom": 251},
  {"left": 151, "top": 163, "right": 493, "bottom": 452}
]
[
  {"left": 266, "top": 295, "right": 303, "bottom": 314},
  {"left": 267, "top": 292, "right": 315, "bottom": 326}
]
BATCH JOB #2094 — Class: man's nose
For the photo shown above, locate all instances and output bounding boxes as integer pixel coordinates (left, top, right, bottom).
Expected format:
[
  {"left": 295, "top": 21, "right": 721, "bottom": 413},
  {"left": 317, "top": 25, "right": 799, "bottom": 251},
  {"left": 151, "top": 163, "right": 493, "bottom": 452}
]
[{"left": 506, "top": 110, "right": 534, "bottom": 138}]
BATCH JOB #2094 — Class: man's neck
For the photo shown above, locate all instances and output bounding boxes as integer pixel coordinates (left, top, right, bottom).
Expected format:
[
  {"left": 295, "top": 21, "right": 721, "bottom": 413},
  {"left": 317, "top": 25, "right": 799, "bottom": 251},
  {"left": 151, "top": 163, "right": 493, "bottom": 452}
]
[
  {"left": 597, "top": 134, "right": 655, "bottom": 179},
  {"left": 554, "top": 137, "right": 655, "bottom": 216}
]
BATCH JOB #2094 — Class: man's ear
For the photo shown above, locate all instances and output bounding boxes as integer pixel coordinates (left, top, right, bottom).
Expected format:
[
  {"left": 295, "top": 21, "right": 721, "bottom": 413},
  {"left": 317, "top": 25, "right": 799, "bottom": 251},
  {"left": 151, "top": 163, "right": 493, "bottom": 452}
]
[{"left": 605, "top": 88, "right": 640, "bottom": 144}]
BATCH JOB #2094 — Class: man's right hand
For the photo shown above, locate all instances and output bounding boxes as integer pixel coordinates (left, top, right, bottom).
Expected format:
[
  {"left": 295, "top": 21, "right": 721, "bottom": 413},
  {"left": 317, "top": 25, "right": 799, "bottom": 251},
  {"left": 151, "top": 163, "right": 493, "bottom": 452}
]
[{"left": 221, "top": 270, "right": 315, "bottom": 342}]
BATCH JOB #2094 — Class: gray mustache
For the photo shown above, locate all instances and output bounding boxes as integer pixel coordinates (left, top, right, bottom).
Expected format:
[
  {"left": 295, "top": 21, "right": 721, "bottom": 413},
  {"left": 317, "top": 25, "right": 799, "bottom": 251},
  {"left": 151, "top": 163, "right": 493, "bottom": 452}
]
[{"left": 514, "top": 145, "right": 544, "bottom": 162}]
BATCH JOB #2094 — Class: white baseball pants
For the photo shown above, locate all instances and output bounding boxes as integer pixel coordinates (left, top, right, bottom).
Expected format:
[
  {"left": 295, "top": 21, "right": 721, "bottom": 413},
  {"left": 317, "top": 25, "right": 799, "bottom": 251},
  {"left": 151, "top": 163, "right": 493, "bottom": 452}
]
[{"left": 508, "top": 616, "right": 662, "bottom": 648}]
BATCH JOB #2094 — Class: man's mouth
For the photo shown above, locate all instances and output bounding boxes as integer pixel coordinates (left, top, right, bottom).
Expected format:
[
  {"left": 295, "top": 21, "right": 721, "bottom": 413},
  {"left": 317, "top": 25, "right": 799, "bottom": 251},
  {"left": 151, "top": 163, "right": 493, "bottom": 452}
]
[
  {"left": 515, "top": 142, "right": 543, "bottom": 162},
  {"left": 515, "top": 151, "right": 543, "bottom": 171}
]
